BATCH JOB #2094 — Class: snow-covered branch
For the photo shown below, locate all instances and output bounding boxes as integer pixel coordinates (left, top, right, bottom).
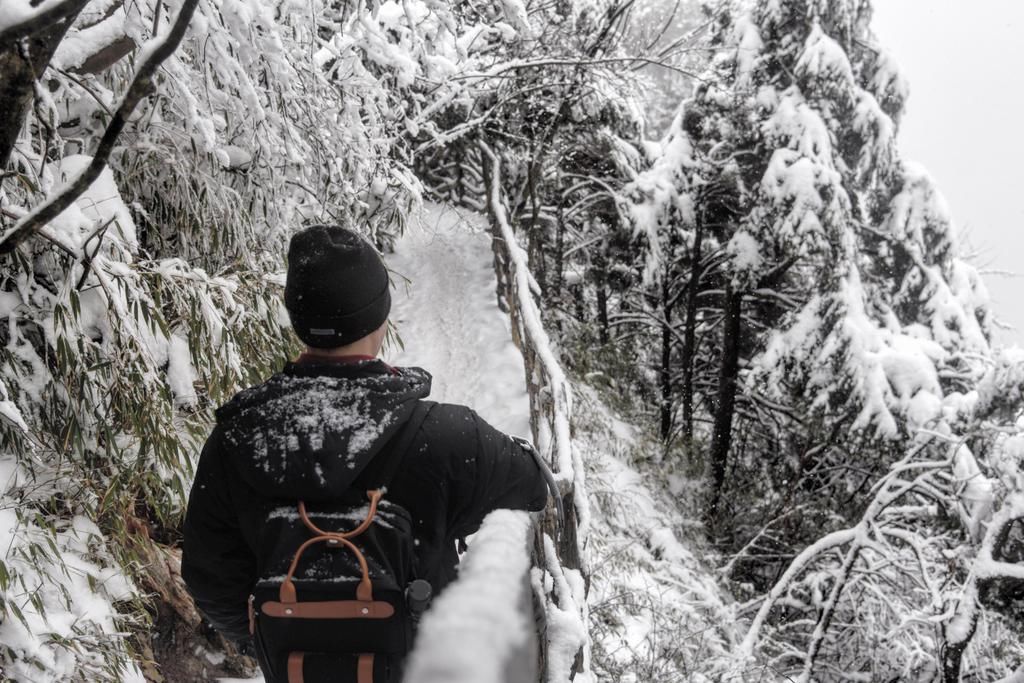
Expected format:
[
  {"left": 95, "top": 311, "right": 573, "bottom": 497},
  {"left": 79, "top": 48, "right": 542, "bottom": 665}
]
[
  {"left": 0, "top": 0, "right": 199, "bottom": 255},
  {"left": 736, "top": 451, "right": 952, "bottom": 673},
  {"left": 0, "top": 0, "right": 91, "bottom": 42}
]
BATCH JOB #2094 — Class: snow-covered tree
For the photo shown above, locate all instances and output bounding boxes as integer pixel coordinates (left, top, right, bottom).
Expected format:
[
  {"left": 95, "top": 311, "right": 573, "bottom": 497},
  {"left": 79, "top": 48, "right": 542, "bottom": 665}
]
[
  {"left": 586, "top": 0, "right": 1023, "bottom": 677},
  {"left": 657, "top": 0, "right": 1024, "bottom": 677},
  {"left": 615, "top": 111, "right": 706, "bottom": 443}
]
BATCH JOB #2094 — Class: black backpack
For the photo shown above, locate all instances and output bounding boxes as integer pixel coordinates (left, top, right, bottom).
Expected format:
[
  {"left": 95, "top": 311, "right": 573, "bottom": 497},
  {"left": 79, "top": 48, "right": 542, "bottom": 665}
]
[{"left": 247, "top": 404, "right": 431, "bottom": 683}]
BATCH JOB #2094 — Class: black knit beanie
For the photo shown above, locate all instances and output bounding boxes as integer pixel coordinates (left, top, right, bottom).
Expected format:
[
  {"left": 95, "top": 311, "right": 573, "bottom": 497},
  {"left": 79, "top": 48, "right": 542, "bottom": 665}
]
[{"left": 284, "top": 224, "right": 391, "bottom": 348}]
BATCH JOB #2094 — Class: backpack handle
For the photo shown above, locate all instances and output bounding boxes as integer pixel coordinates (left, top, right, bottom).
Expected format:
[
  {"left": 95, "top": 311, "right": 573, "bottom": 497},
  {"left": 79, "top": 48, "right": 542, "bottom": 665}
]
[
  {"left": 280, "top": 490, "right": 383, "bottom": 604},
  {"left": 297, "top": 489, "right": 383, "bottom": 538}
]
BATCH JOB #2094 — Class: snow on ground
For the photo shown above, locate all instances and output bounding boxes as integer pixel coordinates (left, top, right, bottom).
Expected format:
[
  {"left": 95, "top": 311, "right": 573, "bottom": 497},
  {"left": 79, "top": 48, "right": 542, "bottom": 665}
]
[
  {"left": 388, "top": 204, "right": 539, "bottom": 679},
  {"left": 576, "top": 385, "right": 736, "bottom": 681},
  {"left": 385, "top": 202, "right": 532, "bottom": 439}
]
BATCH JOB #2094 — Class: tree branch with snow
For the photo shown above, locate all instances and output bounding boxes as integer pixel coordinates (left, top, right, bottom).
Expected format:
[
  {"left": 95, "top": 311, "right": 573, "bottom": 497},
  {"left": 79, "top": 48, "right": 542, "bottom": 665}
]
[{"left": 0, "top": 0, "right": 199, "bottom": 255}]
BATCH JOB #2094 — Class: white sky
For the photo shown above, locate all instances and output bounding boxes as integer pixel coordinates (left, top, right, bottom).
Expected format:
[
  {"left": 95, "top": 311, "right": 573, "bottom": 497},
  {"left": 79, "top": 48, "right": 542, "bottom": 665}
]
[{"left": 871, "top": 0, "right": 1024, "bottom": 346}]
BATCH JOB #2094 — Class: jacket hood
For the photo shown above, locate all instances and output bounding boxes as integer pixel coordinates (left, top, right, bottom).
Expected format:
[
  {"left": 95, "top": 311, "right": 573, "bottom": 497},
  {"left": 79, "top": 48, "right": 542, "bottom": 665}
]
[{"left": 215, "top": 361, "right": 431, "bottom": 500}]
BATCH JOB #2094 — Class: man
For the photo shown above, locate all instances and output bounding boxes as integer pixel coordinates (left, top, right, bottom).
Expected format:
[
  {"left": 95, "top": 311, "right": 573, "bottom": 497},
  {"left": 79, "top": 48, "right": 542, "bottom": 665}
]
[{"left": 181, "top": 224, "right": 548, "bottom": 680}]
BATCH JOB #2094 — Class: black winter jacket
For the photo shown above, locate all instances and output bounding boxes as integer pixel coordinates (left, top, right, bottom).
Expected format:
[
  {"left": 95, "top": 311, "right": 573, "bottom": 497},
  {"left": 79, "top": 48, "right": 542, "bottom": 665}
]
[{"left": 181, "top": 358, "right": 547, "bottom": 643}]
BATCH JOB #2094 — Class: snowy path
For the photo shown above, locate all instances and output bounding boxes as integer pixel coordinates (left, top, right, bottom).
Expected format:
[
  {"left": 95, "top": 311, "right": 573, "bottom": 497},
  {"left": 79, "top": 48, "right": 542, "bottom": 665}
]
[
  {"left": 220, "top": 203, "right": 531, "bottom": 683},
  {"left": 384, "top": 203, "right": 531, "bottom": 438}
]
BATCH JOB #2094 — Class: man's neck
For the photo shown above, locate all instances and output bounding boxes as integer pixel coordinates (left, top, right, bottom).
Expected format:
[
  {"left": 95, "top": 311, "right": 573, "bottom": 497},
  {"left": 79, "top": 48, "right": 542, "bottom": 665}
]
[
  {"left": 294, "top": 347, "right": 398, "bottom": 375},
  {"left": 298, "top": 346, "right": 379, "bottom": 363}
]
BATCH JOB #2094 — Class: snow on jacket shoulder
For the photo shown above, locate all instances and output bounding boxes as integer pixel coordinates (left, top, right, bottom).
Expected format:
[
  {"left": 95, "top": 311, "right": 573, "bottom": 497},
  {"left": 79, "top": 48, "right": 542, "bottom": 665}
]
[{"left": 181, "top": 359, "right": 548, "bottom": 643}]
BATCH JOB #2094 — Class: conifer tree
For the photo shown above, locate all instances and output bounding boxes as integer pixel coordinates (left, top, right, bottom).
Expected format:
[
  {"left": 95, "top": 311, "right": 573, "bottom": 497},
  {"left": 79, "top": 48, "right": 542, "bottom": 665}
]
[
  {"left": 613, "top": 0, "right": 1021, "bottom": 676},
  {"left": 662, "top": 0, "right": 1022, "bottom": 677}
]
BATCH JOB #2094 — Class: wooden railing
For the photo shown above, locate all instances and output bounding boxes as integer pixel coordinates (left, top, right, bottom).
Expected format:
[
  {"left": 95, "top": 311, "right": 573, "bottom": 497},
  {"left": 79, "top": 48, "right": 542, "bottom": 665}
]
[{"left": 480, "top": 142, "right": 589, "bottom": 682}]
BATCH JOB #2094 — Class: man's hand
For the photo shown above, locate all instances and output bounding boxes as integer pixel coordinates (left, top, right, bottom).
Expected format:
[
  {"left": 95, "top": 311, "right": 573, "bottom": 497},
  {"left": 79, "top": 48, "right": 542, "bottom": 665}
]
[{"left": 510, "top": 436, "right": 562, "bottom": 526}]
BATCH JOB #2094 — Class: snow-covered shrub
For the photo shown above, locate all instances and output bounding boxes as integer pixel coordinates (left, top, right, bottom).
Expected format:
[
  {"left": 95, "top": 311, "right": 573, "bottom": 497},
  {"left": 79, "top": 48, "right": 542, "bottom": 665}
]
[
  {"left": 0, "top": 456, "right": 144, "bottom": 682},
  {"left": 0, "top": 141, "right": 293, "bottom": 676},
  {"left": 576, "top": 385, "right": 735, "bottom": 681}
]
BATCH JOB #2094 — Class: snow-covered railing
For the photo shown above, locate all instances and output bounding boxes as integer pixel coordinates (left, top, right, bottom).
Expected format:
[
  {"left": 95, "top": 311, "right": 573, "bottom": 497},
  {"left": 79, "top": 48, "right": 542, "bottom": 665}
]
[
  {"left": 403, "top": 510, "right": 538, "bottom": 683},
  {"left": 480, "top": 142, "right": 590, "bottom": 682}
]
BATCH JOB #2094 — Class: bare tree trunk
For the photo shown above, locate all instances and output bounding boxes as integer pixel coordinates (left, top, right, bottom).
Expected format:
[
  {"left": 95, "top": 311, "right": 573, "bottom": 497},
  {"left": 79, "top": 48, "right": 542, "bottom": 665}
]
[
  {"left": 799, "top": 543, "right": 862, "bottom": 681},
  {"left": 659, "top": 272, "right": 673, "bottom": 442},
  {"left": 594, "top": 249, "right": 609, "bottom": 344},
  {"left": 941, "top": 514, "right": 1019, "bottom": 682},
  {"left": 707, "top": 284, "right": 742, "bottom": 521},
  {"left": 680, "top": 218, "right": 703, "bottom": 442},
  {"left": 1, "top": 9, "right": 86, "bottom": 168},
  {"left": 526, "top": 151, "right": 547, "bottom": 296},
  {"left": 553, "top": 177, "right": 564, "bottom": 305},
  {"left": 940, "top": 620, "right": 975, "bottom": 683},
  {"left": 454, "top": 140, "right": 465, "bottom": 203}
]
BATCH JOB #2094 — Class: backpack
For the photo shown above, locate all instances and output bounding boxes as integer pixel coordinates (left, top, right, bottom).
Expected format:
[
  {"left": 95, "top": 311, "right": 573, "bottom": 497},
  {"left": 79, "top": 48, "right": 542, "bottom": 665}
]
[{"left": 247, "top": 404, "right": 431, "bottom": 683}]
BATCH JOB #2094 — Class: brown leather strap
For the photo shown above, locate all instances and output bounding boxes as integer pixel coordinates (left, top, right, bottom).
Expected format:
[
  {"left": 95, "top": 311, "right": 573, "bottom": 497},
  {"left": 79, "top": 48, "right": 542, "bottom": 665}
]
[
  {"left": 262, "top": 599, "right": 395, "bottom": 619},
  {"left": 287, "top": 652, "right": 304, "bottom": 683},
  {"left": 280, "top": 534, "right": 371, "bottom": 603},
  {"left": 283, "top": 491, "right": 383, "bottom": 603},
  {"left": 298, "top": 490, "right": 383, "bottom": 539},
  {"left": 247, "top": 595, "right": 256, "bottom": 635},
  {"left": 357, "top": 654, "right": 374, "bottom": 683}
]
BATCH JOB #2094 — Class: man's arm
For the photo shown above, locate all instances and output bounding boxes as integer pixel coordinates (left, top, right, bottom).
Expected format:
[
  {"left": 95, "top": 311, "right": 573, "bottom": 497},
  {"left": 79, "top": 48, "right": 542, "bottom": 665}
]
[
  {"left": 181, "top": 425, "right": 257, "bottom": 644},
  {"left": 443, "top": 407, "right": 549, "bottom": 540}
]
